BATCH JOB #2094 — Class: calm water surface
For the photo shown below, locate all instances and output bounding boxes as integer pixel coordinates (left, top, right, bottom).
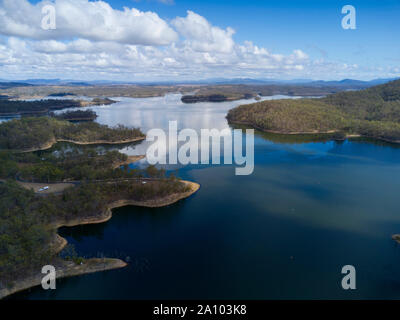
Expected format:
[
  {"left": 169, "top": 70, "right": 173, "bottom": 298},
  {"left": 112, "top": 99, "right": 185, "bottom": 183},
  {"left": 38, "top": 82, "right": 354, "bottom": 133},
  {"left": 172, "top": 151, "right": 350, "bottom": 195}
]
[{"left": 15, "top": 94, "right": 400, "bottom": 299}]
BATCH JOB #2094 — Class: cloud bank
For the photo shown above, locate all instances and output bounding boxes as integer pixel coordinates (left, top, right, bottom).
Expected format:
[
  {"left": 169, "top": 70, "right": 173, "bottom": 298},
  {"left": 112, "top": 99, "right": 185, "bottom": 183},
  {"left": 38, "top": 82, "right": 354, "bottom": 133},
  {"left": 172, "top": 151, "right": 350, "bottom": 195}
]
[{"left": 0, "top": 0, "right": 394, "bottom": 80}]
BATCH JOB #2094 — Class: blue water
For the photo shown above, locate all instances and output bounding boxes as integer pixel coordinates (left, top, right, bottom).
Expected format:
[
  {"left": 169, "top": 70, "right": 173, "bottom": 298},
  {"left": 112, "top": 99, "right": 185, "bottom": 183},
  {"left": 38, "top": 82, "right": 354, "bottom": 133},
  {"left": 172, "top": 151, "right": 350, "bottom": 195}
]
[{"left": 15, "top": 94, "right": 400, "bottom": 299}]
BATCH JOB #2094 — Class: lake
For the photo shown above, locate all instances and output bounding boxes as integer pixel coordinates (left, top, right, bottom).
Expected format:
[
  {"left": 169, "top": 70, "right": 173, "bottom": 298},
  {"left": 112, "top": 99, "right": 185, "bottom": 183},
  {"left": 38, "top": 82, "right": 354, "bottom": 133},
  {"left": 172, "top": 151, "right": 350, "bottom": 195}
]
[{"left": 14, "top": 94, "right": 400, "bottom": 299}]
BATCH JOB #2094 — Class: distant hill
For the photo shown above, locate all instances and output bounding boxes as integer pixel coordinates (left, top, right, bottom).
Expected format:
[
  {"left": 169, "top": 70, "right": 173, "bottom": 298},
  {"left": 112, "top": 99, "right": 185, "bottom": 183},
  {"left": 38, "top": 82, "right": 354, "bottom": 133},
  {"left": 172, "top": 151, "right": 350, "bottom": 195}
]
[
  {"left": 174, "top": 77, "right": 399, "bottom": 87},
  {"left": 227, "top": 79, "right": 400, "bottom": 143},
  {"left": 0, "top": 77, "right": 398, "bottom": 87},
  {"left": 306, "top": 78, "right": 399, "bottom": 88},
  {"left": 0, "top": 82, "right": 34, "bottom": 89},
  {"left": 0, "top": 79, "right": 91, "bottom": 86}
]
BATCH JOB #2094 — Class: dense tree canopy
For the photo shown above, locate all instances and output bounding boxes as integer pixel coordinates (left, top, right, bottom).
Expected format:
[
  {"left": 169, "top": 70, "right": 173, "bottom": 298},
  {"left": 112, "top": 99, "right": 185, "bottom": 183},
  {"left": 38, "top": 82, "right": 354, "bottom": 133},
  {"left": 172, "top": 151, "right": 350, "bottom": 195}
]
[
  {"left": 0, "top": 99, "right": 82, "bottom": 114},
  {"left": 0, "top": 117, "right": 144, "bottom": 150},
  {"left": 0, "top": 171, "right": 189, "bottom": 288},
  {"left": 51, "top": 109, "right": 97, "bottom": 121},
  {"left": 227, "top": 79, "right": 400, "bottom": 142}
]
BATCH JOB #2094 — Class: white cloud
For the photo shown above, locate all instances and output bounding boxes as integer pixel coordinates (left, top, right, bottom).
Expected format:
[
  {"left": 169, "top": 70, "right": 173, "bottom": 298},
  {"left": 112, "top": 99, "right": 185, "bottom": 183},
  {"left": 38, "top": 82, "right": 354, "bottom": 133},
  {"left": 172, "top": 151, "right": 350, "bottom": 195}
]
[
  {"left": 0, "top": 35, "right": 319, "bottom": 80},
  {"left": 0, "top": 0, "right": 389, "bottom": 80},
  {"left": 172, "top": 11, "right": 235, "bottom": 54},
  {"left": 0, "top": 0, "right": 178, "bottom": 45}
]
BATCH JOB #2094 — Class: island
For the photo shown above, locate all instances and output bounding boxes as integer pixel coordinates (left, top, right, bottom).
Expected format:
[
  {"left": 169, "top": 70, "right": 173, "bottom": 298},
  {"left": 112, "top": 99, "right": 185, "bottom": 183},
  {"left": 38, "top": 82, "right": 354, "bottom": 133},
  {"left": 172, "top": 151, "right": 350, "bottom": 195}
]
[
  {"left": 48, "top": 92, "right": 77, "bottom": 97},
  {"left": 182, "top": 94, "right": 241, "bottom": 103},
  {"left": 50, "top": 110, "right": 98, "bottom": 122},
  {"left": 392, "top": 234, "right": 400, "bottom": 244}
]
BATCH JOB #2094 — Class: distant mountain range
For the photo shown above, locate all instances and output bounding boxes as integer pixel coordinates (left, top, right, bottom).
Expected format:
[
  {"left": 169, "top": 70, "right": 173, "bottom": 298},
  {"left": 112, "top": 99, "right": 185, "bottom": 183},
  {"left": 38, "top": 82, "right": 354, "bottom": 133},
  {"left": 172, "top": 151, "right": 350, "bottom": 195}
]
[
  {"left": 0, "top": 77, "right": 398, "bottom": 87},
  {"left": 179, "top": 77, "right": 399, "bottom": 87}
]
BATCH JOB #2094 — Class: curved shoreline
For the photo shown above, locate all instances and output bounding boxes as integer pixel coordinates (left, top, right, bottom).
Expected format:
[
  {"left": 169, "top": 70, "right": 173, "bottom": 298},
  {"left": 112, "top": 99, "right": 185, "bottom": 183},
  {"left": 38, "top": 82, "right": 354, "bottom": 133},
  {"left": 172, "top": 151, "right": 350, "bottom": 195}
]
[
  {"left": 392, "top": 234, "right": 400, "bottom": 244},
  {"left": 14, "top": 155, "right": 146, "bottom": 194},
  {"left": 51, "top": 181, "right": 200, "bottom": 229},
  {"left": 228, "top": 120, "right": 400, "bottom": 144},
  {"left": 112, "top": 155, "right": 146, "bottom": 169},
  {"left": 0, "top": 98, "right": 116, "bottom": 117},
  {"left": 0, "top": 258, "right": 127, "bottom": 300},
  {"left": 12, "top": 136, "right": 146, "bottom": 153},
  {"left": 0, "top": 180, "right": 200, "bottom": 299}
]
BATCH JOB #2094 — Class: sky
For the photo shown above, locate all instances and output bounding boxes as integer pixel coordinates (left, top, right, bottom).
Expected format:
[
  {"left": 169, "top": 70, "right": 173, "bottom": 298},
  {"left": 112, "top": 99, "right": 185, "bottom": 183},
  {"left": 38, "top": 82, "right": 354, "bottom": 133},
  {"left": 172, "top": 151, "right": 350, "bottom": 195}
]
[{"left": 0, "top": 0, "right": 399, "bottom": 81}]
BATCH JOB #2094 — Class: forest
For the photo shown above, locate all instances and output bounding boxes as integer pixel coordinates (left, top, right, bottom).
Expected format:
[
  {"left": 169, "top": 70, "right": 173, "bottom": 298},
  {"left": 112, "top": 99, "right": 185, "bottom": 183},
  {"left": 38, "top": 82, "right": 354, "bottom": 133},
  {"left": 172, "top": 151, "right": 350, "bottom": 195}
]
[
  {"left": 0, "top": 99, "right": 82, "bottom": 114},
  {"left": 0, "top": 174, "right": 188, "bottom": 288},
  {"left": 0, "top": 147, "right": 149, "bottom": 182},
  {"left": 227, "top": 79, "right": 400, "bottom": 142},
  {"left": 50, "top": 109, "right": 98, "bottom": 121},
  {"left": 0, "top": 112, "right": 192, "bottom": 291},
  {"left": 0, "top": 117, "right": 144, "bottom": 150},
  {"left": 0, "top": 97, "right": 115, "bottom": 116}
]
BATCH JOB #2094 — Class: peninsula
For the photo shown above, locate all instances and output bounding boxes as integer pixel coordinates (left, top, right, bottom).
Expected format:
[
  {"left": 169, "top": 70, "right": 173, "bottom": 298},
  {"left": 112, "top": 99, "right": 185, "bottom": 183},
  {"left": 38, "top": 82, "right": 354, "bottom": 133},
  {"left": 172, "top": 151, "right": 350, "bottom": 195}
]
[
  {"left": 0, "top": 117, "right": 145, "bottom": 152},
  {"left": 0, "top": 97, "right": 116, "bottom": 116},
  {"left": 0, "top": 116, "right": 200, "bottom": 299},
  {"left": 227, "top": 79, "right": 400, "bottom": 143},
  {"left": 0, "top": 179, "right": 200, "bottom": 299}
]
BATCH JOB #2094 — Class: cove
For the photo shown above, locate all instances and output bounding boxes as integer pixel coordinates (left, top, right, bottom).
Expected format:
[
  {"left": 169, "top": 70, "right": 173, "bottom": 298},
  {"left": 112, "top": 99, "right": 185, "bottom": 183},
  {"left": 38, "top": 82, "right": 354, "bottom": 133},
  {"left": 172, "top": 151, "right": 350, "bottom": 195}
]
[{"left": 11, "top": 94, "right": 400, "bottom": 300}]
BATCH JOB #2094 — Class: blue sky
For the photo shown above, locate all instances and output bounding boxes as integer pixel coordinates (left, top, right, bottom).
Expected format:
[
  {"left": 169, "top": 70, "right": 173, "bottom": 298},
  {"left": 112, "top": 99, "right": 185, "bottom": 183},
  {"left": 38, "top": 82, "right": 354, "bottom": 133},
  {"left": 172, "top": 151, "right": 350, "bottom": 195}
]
[
  {"left": 1, "top": 0, "right": 399, "bottom": 81},
  {"left": 125, "top": 0, "right": 400, "bottom": 69}
]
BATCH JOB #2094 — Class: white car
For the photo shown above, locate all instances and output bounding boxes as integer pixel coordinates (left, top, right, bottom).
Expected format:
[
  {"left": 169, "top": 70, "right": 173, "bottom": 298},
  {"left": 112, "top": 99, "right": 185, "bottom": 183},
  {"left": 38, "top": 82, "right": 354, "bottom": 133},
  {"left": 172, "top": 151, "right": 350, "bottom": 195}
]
[{"left": 38, "top": 186, "right": 49, "bottom": 192}]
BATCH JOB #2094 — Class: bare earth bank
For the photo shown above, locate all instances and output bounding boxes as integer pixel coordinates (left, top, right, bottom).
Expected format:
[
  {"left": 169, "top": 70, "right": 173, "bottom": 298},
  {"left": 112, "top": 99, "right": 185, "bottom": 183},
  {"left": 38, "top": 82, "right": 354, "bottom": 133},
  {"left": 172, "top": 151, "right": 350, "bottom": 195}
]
[{"left": 0, "top": 180, "right": 200, "bottom": 299}]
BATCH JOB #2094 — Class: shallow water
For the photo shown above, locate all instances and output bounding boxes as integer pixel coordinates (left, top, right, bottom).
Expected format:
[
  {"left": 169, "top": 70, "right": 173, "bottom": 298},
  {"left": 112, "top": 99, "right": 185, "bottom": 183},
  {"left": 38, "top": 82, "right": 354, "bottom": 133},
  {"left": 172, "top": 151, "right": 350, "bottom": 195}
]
[{"left": 15, "top": 94, "right": 400, "bottom": 299}]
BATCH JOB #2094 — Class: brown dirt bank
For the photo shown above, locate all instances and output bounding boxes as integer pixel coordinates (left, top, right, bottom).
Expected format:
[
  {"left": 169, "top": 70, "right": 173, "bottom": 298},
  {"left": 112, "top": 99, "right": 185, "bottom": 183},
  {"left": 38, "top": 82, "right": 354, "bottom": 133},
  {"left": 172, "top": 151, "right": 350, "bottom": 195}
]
[
  {"left": 112, "top": 155, "right": 146, "bottom": 169},
  {"left": 0, "top": 180, "right": 200, "bottom": 299},
  {"left": 11, "top": 136, "right": 146, "bottom": 153},
  {"left": 392, "top": 234, "right": 400, "bottom": 244},
  {"left": 228, "top": 120, "right": 400, "bottom": 144},
  {"left": 0, "top": 258, "right": 127, "bottom": 299},
  {"left": 51, "top": 180, "right": 200, "bottom": 229}
]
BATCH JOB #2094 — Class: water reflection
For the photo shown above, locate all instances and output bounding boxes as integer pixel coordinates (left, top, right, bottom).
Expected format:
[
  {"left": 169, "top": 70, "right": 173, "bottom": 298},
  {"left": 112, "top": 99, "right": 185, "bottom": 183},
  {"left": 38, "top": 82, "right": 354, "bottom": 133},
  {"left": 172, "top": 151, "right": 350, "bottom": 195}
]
[{"left": 14, "top": 93, "right": 400, "bottom": 300}]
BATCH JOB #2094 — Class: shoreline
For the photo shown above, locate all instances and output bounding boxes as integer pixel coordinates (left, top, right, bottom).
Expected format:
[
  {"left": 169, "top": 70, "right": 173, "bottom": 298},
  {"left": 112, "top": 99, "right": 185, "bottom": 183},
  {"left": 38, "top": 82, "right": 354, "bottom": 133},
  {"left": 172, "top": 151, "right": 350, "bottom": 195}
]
[
  {"left": 51, "top": 181, "right": 200, "bottom": 229},
  {"left": 228, "top": 120, "right": 400, "bottom": 144},
  {"left": 0, "top": 180, "right": 200, "bottom": 299},
  {"left": 392, "top": 234, "right": 400, "bottom": 244},
  {"left": 0, "top": 98, "right": 116, "bottom": 116},
  {"left": 11, "top": 136, "right": 146, "bottom": 153},
  {"left": 0, "top": 258, "right": 127, "bottom": 299},
  {"left": 112, "top": 155, "right": 146, "bottom": 169}
]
